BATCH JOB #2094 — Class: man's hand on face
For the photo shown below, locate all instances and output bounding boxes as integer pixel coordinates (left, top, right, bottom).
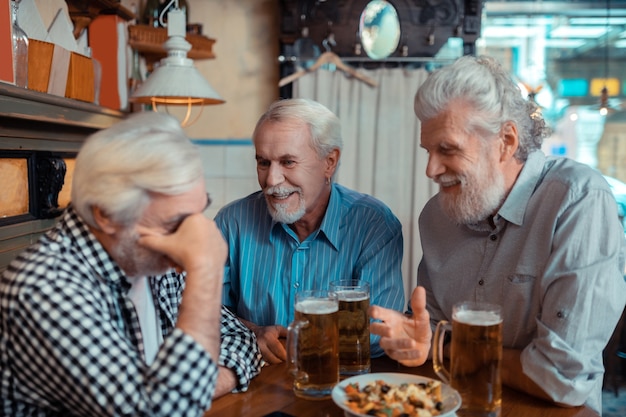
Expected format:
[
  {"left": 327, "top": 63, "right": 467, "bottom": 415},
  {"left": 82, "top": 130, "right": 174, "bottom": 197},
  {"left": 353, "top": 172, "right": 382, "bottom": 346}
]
[
  {"left": 137, "top": 213, "right": 227, "bottom": 275},
  {"left": 138, "top": 212, "right": 226, "bottom": 358}
]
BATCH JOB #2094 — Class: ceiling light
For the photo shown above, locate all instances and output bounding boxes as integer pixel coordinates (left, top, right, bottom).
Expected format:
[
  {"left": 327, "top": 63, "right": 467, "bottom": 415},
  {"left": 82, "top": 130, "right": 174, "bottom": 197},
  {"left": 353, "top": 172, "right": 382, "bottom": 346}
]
[
  {"left": 599, "top": 87, "right": 616, "bottom": 116},
  {"left": 549, "top": 26, "right": 608, "bottom": 39},
  {"left": 129, "top": 0, "right": 224, "bottom": 126},
  {"left": 544, "top": 39, "right": 586, "bottom": 48}
]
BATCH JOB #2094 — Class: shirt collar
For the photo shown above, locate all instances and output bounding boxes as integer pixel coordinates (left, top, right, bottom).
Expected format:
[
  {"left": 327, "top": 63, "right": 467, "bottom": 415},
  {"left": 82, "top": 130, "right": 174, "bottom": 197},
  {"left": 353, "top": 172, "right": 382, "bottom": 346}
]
[
  {"left": 497, "top": 150, "right": 545, "bottom": 226},
  {"left": 317, "top": 183, "right": 342, "bottom": 250},
  {"left": 61, "top": 206, "right": 131, "bottom": 293}
]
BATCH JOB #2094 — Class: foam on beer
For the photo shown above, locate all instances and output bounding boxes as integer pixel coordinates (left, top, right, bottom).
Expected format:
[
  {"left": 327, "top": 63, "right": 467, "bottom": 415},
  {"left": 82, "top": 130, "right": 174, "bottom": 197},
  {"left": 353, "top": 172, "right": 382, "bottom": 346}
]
[
  {"left": 454, "top": 309, "right": 501, "bottom": 326},
  {"left": 335, "top": 290, "right": 369, "bottom": 301},
  {"left": 296, "top": 299, "right": 339, "bottom": 314}
]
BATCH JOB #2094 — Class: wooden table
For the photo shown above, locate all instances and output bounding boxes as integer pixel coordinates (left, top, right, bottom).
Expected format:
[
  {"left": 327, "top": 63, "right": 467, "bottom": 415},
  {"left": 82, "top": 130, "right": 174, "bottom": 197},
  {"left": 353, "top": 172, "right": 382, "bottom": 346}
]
[{"left": 204, "top": 356, "right": 599, "bottom": 417}]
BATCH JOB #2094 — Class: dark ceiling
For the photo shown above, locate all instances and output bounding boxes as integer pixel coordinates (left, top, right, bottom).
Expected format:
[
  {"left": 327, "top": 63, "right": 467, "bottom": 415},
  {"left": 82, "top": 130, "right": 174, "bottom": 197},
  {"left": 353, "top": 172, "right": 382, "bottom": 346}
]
[
  {"left": 278, "top": 0, "right": 626, "bottom": 101},
  {"left": 278, "top": 0, "right": 626, "bottom": 61},
  {"left": 279, "top": 0, "right": 483, "bottom": 60}
]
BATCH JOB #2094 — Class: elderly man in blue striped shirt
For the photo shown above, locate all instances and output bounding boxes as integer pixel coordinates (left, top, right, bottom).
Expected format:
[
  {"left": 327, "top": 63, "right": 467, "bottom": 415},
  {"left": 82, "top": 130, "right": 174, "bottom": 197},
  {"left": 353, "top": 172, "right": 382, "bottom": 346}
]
[{"left": 215, "top": 98, "right": 405, "bottom": 363}]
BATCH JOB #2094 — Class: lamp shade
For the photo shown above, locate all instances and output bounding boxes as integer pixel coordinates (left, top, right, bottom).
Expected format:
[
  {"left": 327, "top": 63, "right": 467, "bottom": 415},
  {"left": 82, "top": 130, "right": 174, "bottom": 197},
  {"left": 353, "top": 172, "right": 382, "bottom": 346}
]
[
  {"left": 129, "top": 5, "right": 224, "bottom": 106},
  {"left": 130, "top": 57, "right": 224, "bottom": 105}
]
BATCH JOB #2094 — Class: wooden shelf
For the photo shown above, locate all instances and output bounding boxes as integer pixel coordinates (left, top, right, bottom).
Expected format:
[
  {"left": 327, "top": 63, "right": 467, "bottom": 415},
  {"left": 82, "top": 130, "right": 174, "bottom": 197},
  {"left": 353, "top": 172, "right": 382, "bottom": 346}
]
[
  {"left": 0, "top": 83, "right": 125, "bottom": 132},
  {"left": 128, "top": 24, "right": 215, "bottom": 68},
  {"left": 66, "top": 0, "right": 135, "bottom": 20},
  {"left": 66, "top": 0, "right": 137, "bottom": 38}
]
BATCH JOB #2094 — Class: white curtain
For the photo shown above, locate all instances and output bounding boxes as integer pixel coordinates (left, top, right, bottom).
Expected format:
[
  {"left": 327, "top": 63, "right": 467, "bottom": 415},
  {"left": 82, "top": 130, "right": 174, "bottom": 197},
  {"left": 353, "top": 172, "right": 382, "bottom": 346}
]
[{"left": 293, "top": 67, "right": 438, "bottom": 308}]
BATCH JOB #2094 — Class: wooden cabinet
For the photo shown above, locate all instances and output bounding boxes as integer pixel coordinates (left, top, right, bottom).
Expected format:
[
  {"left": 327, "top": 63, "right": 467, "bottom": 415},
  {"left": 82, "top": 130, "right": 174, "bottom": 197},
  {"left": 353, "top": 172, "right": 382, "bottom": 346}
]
[{"left": 0, "top": 83, "right": 125, "bottom": 271}]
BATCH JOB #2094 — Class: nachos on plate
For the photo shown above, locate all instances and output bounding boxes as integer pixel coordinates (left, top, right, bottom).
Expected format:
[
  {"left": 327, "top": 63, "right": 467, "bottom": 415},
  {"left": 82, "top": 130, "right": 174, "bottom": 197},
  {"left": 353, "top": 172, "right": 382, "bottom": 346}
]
[{"left": 343, "top": 378, "right": 444, "bottom": 417}]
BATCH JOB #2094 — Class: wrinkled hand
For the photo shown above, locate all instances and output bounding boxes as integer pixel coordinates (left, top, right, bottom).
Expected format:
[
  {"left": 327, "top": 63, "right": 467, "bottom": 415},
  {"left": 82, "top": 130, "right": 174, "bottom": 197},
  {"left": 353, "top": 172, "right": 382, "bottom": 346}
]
[
  {"left": 369, "top": 286, "right": 432, "bottom": 367},
  {"left": 253, "top": 325, "right": 288, "bottom": 364},
  {"left": 138, "top": 213, "right": 226, "bottom": 358},
  {"left": 137, "top": 213, "right": 226, "bottom": 275}
]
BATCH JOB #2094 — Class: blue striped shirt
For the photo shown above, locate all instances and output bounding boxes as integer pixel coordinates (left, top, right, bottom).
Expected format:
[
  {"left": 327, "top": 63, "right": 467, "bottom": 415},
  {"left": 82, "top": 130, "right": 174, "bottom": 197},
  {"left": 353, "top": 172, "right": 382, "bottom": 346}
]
[{"left": 215, "top": 183, "right": 405, "bottom": 357}]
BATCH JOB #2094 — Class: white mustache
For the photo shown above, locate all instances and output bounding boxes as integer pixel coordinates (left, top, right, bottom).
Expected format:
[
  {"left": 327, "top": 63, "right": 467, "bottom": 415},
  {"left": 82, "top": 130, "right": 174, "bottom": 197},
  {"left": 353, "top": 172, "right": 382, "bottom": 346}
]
[
  {"left": 265, "top": 186, "right": 301, "bottom": 198},
  {"left": 435, "top": 175, "right": 462, "bottom": 187}
]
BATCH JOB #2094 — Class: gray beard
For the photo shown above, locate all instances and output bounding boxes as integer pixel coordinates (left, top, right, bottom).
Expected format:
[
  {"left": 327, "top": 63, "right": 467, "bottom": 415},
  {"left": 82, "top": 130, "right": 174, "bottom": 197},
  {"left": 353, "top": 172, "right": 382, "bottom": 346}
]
[
  {"left": 267, "top": 199, "right": 306, "bottom": 224},
  {"left": 264, "top": 186, "right": 307, "bottom": 224},
  {"left": 112, "top": 228, "right": 171, "bottom": 278},
  {"left": 437, "top": 160, "right": 507, "bottom": 225}
]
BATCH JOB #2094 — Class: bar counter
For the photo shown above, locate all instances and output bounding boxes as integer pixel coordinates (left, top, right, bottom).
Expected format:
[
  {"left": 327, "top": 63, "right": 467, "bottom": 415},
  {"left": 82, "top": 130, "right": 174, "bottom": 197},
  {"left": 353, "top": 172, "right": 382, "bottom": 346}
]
[{"left": 204, "top": 355, "right": 599, "bottom": 417}]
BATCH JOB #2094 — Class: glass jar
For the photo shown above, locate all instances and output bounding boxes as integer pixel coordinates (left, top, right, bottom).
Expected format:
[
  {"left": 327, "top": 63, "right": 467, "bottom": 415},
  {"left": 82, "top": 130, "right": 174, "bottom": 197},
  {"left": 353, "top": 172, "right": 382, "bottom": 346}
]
[
  {"left": 128, "top": 49, "right": 145, "bottom": 112},
  {"left": 10, "top": 0, "right": 28, "bottom": 88}
]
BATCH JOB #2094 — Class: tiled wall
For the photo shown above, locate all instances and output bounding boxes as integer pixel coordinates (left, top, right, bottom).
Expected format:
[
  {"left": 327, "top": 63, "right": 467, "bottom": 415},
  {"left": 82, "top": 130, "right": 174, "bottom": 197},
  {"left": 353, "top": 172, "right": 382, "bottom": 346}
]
[{"left": 195, "top": 140, "right": 259, "bottom": 220}]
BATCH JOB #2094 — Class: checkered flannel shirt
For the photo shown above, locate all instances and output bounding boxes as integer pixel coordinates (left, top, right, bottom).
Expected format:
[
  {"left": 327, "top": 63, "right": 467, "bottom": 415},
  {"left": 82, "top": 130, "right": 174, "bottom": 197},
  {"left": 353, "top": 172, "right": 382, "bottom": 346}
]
[{"left": 0, "top": 207, "right": 262, "bottom": 417}]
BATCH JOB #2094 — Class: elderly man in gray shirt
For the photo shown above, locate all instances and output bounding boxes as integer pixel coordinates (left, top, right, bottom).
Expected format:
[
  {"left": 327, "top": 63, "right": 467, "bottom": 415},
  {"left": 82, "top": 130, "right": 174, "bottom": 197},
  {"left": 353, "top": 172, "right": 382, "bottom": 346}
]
[{"left": 369, "top": 55, "right": 626, "bottom": 415}]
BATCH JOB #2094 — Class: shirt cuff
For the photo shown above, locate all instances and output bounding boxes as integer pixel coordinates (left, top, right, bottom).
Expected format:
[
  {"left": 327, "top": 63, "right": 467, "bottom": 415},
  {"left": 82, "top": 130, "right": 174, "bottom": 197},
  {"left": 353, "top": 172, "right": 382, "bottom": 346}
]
[
  {"left": 520, "top": 338, "right": 600, "bottom": 408},
  {"left": 217, "top": 309, "right": 263, "bottom": 392},
  {"left": 219, "top": 348, "right": 263, "bottom": 392}
]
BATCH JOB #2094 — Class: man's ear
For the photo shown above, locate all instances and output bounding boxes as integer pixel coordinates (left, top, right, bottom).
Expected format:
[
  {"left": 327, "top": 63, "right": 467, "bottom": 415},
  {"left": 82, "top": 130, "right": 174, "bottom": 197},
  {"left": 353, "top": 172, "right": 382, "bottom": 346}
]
[
  {"left": 92, "top": 206, "right": 118, "bottom": 234},
  {"left": 325, "top": 148, "right": 340, "bottom": 178},
  {"left": 500, "top": 121, "right": 519, "bottom": 162}
]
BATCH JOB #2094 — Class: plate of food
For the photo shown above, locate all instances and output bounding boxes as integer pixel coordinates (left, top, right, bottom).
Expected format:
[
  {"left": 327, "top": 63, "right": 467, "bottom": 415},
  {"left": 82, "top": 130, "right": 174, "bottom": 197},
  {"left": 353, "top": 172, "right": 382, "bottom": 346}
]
[{"left": 331, "top": 372, "right": 462, "bottom": 417}]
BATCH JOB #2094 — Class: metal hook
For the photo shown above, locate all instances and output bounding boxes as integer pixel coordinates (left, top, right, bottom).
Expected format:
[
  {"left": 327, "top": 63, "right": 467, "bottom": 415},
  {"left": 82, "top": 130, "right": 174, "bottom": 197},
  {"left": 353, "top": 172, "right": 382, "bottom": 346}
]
[
  {"left": 322, "top": 33, "right": 337, "bottom": 52},
  {"left": 158, "top": 0, "right": 178, "bottom": 27}
]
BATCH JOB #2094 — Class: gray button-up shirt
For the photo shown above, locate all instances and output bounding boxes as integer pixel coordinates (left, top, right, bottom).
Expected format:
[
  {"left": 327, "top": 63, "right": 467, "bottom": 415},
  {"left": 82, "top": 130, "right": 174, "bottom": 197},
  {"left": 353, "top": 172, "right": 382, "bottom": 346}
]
[{"left": 419, "top": 150, "right": 626, "bottom": 414}]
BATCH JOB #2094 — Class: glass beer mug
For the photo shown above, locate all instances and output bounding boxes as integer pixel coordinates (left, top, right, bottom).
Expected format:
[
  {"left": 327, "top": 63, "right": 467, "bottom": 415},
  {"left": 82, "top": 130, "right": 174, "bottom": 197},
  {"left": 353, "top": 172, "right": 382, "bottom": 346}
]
[
  {"left": 330, "top": 279, "right": 371, "bottom": 377},
  {"left": 287, "top": 290, "right": 340, "bottom": 399},
  {"left": 433, "top": 301, "right": 503, "bottom": 417}
]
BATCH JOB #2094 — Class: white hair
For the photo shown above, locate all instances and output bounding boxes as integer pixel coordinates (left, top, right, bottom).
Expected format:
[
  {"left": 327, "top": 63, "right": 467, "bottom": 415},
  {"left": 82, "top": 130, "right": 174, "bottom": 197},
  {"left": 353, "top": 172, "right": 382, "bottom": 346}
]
[
  {"left": 253, "top": 98, "right": 343, "bottom": 157},
  {"left": 414, "top": 55, "right": 549, "bottom": 161},
  {"left": 72, "top": 112, "right": 203, "bottom": 228}
]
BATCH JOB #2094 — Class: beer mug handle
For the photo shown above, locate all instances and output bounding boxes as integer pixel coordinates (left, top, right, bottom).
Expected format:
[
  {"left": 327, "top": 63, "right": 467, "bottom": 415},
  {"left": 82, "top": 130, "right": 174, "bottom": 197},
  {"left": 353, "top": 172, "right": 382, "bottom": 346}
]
[
  {"left": 287, "top": 319, "right": 308, "bottom": 380},
  {"left": 432, "top": 320, "right": 451, "bottom": 384}
]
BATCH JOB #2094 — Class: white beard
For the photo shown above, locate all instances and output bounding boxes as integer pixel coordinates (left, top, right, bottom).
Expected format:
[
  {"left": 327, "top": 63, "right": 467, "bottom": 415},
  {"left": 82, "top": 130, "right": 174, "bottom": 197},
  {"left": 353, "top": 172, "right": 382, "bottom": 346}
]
[
  {"left": 264, "top": 186, "right": 306, "bottom": 224},
  {"left": 436, "top": 152, "right": 507, "bottom": 225}
]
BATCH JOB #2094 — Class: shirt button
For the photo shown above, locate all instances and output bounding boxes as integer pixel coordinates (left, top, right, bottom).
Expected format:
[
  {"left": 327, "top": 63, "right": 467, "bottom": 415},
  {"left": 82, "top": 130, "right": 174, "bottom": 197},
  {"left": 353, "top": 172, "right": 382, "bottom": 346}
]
[
  {"left": 294, "top": 283, "right": 300, "bottom": 288},
  {"left": 490, "top": 235, "right": 497, "bottom": 241},
  {"left": 478, "top": 279, "right": 484, "bottom": 285}
]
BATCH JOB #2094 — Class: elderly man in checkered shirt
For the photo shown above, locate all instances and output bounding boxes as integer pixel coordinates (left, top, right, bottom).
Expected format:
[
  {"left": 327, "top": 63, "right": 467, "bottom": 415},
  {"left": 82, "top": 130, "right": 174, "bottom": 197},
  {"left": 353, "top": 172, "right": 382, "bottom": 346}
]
[{"left": 0, "top": 112, "right": 263, "bottom": 417}]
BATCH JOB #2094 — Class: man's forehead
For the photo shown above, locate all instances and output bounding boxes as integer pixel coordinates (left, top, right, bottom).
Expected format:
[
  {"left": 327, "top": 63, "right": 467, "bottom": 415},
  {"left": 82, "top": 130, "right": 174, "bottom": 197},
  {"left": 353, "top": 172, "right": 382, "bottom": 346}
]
[
  {"left": 255, "top": 136, "right": 314, "bottom": 161},
  {"left": 420, "top": 110, "right": 470, "bottom": 144},
  {"left": 256, "top": 150, "right": 300, "bottom": 160}
]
